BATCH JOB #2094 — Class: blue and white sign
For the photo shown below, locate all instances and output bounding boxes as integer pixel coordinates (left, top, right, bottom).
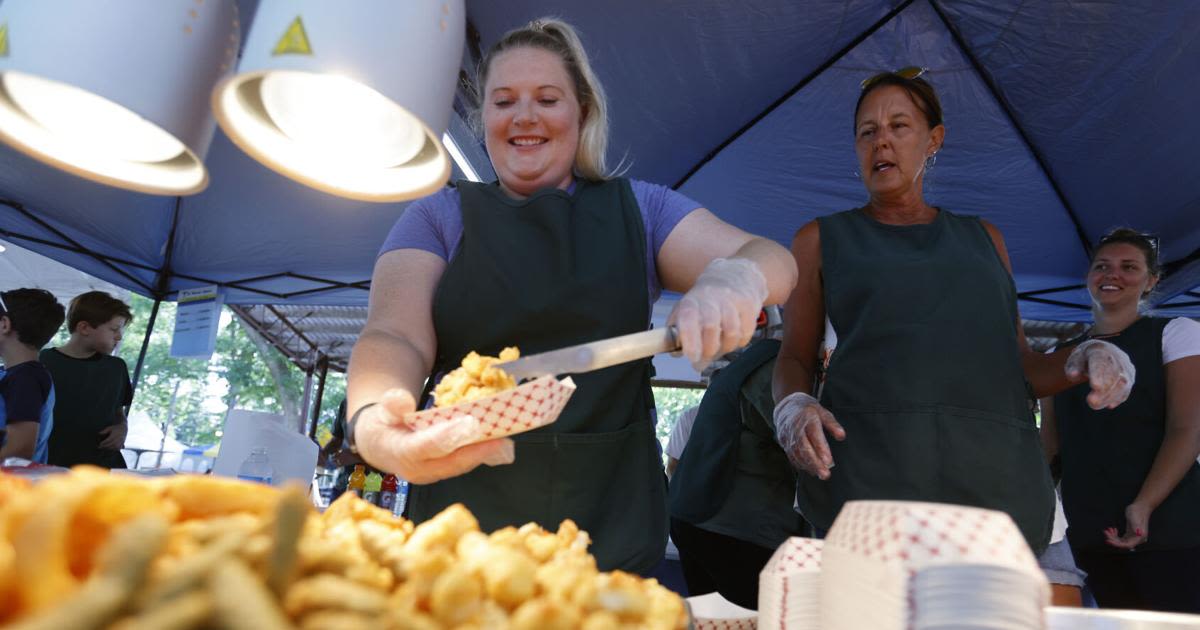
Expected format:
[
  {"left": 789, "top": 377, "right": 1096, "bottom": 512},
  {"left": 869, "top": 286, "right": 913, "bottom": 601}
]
[{"left": 170, "top": 286, "right": 223, "bottom": 359}]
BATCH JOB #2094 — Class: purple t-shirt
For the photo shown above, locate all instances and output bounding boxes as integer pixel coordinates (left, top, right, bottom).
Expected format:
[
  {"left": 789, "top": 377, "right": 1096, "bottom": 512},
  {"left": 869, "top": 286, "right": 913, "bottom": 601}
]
[{"left": 378, "top": 179, "right": 702, "bottom": 303}]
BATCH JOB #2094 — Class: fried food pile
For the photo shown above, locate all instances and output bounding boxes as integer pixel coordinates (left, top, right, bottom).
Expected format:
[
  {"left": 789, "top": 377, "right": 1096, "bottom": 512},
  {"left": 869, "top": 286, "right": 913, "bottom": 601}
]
[
  {"left": 0, "top": 468, "right": 687, "bottom": 630},
  {"left": 433, "top": 347, "right": 520, "bottom": 408}
]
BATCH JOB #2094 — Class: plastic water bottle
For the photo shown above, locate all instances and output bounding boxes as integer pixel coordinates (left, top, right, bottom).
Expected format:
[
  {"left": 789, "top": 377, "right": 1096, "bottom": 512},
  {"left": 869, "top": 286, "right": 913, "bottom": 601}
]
[
  {"left": 236, "top": 447, "right": 274, "bottom": 485},
  {"left": 316, "top": 467, "right": 337, "bottom": 508},
  {"left": 395, "top": 479, "right": 409, "bottom": 517}
]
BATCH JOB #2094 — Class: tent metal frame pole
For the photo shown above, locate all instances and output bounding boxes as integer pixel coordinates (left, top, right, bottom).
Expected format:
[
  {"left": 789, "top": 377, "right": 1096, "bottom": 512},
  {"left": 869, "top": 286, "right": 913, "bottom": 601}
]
[
  {"left": 1018, "top": 284, "right": 1086, "bottom": 298},
  {"left": 1, "top": 199, "right": 157, "bottom": 293},
  {"left": 672, "top": 0, "right": 916, "bottom": 190},
  {"left": 132, "top": 199, "right": 184, "bottom": 400},
  {"left": 1018, "top": 295, "right": 1091, "bottom": 310},
  {"left": 308, "top": 355, "right": 330, "bottom": 439},
  {"left": 928, "top": 0, "right": 1094, "bottom": 259},
  {"left": 0, "top": 227, "right": 162, "bottom": 274},
  {"left": 129, "top": 297, "right": 161, "bottom": 401},
  {"left": 300, "top": 357, "right": 316, "bottom": 434}
]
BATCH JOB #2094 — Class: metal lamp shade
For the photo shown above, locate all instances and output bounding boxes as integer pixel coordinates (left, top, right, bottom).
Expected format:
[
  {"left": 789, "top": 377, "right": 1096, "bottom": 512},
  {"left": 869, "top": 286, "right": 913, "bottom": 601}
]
[
  {"left": 212, "top": 1, "right": 464, "bottom": 203},
  {"left": 0, "top": 0, "right": 238, "bottom": 195}
]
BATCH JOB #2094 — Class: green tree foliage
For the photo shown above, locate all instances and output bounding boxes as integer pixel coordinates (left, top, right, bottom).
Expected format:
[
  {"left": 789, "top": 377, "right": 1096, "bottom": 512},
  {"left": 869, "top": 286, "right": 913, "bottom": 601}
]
[
  {"left": 111, "top": 295, "right": 346, "bottom": 449},
  {"left": 115, "top": 299, "right": 210, "bottom": 445}
]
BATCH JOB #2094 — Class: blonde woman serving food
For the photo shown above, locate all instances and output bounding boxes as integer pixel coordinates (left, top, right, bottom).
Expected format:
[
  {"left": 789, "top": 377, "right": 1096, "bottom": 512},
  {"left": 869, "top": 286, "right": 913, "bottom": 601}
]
[{"left": 345, "top": 19, "right": 797, "bottom": 573}]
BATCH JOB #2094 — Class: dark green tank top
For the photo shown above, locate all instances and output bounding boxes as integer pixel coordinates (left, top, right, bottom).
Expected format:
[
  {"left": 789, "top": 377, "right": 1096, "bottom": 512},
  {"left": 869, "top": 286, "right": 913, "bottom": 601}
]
[
  {"left": 797, "top": 208, "right": 1055, "bottom": 553},
  {"left": 1055, "top": 317, "right": 1200, "bottom": 552},
  {"left": 407, "top": 179, "right": 667, "bottom": 573}
]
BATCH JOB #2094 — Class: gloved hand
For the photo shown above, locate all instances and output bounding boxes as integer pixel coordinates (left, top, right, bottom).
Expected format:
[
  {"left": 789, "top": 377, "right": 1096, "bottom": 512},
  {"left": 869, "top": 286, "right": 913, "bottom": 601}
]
[
  {"left": 354, "top": 389, "right": 515, "bottom": 484},
  {"left": 669, "top": 257, "right": 768, "bottom": 371},
  {"left": 1065, "top": 339, "right": 1136, "bottom": 410},
  {"left": 773, "top": 391, "right": 846, "bottom": 480}
]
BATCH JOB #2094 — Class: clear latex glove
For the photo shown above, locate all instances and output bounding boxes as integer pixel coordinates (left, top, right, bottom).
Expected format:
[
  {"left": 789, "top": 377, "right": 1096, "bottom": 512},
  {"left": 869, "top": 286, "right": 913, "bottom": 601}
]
[
  {"left": 1065, "top": 339, "right": 1136, "bottom": 410},
  {"left": 772, "top": 391, "right": 846, "bottom": 480},
  {"left": 354, "top": 389, "right": 515, "bottom": 484},
  {"left": 668, "top": 257, "right": 769, "bottom": 371}
]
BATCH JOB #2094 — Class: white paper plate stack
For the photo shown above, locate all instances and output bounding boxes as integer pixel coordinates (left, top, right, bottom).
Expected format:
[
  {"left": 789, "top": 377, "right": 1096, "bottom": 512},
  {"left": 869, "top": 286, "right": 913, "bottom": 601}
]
[
  {"left": 688, "top": 592, "right": 759, "bottom": 630},
  {"left": 1046, "top": 607, "right": 1200, "bottom": 629},
  {"left": 758, "top": 537, "right": 823, "bottom": 629},
  {"left": 821, "top": 501, "right": 1049, "bottom": 630}
]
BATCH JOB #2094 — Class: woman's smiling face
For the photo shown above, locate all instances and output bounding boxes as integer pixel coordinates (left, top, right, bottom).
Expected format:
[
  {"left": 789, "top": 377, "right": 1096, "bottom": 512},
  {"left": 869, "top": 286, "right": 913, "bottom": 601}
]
[{"left": 483, "top": 46, "right": 582, "bottom": 198}]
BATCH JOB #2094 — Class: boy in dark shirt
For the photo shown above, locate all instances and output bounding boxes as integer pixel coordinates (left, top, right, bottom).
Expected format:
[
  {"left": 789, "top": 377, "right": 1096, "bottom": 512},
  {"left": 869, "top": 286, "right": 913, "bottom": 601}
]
[
  {"left": 40, "top": 291, "right": 133, "bottom": 469},
  {"left": 0, "top": 289, "right": 66, "bottom": 463}
]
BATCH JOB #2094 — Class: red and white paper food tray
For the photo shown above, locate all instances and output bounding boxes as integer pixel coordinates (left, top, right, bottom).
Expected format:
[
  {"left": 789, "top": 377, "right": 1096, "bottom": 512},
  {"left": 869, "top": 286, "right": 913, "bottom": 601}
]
[
  {"left": 820, "top": 500, "right": 1049, "bottom": 630},
  {"left": 688, "top": 592, "right": 758, "bottom": 630},
  {"left": 404, "top": 376, "right": 576, "bottom": 442},
  {"left": 758, "top": 537, "right": 823, "bottom": 630}
]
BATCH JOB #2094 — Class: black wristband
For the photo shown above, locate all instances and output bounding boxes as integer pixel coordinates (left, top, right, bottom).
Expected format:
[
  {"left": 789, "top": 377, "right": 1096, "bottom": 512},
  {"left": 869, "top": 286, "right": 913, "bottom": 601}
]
[{"left": 345, "top": 402, "right": 378, "bottom": 455}]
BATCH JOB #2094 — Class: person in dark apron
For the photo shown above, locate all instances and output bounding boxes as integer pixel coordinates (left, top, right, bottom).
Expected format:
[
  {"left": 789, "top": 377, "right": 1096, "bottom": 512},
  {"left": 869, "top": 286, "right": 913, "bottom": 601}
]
[
  {"left": 1042, "top": 229, "right": 1200, "bottom": 613},
  {"left": 343, "top": 18, "right": 797, "bottom": 574},
  {"left": 668, "top": 338, "right": 808, "bottom": 608},
  {"left": 771, "top": 70, "right": 1136, "bottom": 557}
]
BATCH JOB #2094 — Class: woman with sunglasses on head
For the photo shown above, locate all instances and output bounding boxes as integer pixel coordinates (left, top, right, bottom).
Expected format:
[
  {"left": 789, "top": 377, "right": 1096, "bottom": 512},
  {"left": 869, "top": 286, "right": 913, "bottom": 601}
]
[
  {"left": 772, "top": 70, "right": 1136, "bottom": 569},
  {"left": 1041, "top": 229, "right": 1200, "bottom": 613},
  {"left": 345, "top": 18, "right": 797, "bottom": 574}
]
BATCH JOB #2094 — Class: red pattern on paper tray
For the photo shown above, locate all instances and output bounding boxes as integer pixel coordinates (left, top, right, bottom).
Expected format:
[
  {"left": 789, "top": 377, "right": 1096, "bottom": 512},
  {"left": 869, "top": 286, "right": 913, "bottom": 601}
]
[
  {"left": 404, "top": 376, "right": 576, "bottom": 441},
  {"left": 694, "top": 619, "right": 757, "bottom": 630},
  {"left": 824, "top": 501, "right": 1041, "bottom": 575}
]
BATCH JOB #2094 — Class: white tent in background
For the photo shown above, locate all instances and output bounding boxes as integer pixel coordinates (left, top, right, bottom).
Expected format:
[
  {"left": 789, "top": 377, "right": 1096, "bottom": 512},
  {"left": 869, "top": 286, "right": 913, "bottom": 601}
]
[
  {"left": 0, "top": 239, "right": 129, "bottom": 306},
  {"left": 123, "top": 410, "right": 188, "bottom": 469}
]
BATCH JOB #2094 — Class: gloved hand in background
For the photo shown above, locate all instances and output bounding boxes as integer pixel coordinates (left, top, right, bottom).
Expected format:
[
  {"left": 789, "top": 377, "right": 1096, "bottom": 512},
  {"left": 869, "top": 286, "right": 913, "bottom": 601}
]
[
  {"left": 773, "top": 391, "right": 846, "bottom": 480},
  {"left": 1065, "top": 339, "right": 1136, "bottom": 410}
]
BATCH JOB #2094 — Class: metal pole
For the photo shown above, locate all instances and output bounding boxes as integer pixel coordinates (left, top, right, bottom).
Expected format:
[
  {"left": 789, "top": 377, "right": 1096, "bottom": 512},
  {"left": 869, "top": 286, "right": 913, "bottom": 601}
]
[
  {"left": 129, "top": 298, "right": 162, "bottom": 401},
  {"left": 300, "top": 356, "right": 315, "bottom": 434},
  {"left": 308, "top": 355, "right": 329, "bottom": 439}
]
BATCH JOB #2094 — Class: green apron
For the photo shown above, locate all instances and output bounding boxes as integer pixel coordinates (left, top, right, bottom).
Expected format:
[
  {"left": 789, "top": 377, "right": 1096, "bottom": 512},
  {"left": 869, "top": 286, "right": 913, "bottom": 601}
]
[
  {"left": 668, "top": 339, "right": 805, "bottom": 549},
  {"left": 1055, "top": 317, "right": 1200, "bottom": 553},
  {"left": 799, "top": 208, "right": 1055, "bottom": 554},
  {"left": 407, "top": 179, "right": 667, "bottom": 573}
]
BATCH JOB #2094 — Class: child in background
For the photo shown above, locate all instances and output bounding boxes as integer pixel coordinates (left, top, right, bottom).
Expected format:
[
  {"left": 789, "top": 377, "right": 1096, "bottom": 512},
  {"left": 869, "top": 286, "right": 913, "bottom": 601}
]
[
  {"left": 0, "top": 289, "right": 66, "bottom": 463},
  {"left": 41, "top": 291, "right": 133, "bottom": 469}
]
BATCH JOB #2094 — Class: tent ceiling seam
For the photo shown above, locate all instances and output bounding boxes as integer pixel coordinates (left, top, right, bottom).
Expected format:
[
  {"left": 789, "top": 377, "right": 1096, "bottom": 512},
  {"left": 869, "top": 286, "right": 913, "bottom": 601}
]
[
  {"left": 972, "top": 0, "right": 1030, "bottom": 64},
  {"left": 928, "top": 0, "right": 1094, "bottom": 262},
  {"left": 671, "top": 0, "right": 916, "bottom": 190}
]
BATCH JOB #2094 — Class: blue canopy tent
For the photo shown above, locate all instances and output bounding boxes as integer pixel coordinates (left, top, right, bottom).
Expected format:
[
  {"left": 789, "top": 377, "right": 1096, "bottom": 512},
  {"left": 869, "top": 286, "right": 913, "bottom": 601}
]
[{"left": 1, "top": 0, "right": 1198, "bottom": 391}]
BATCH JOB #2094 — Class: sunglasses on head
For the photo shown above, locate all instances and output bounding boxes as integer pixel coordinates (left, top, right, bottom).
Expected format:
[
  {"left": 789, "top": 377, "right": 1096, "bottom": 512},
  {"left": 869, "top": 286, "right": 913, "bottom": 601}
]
[
  {"left": 860, "top": 66, "right": 928, "bottom": 91},
  {"left": 0, "top": 292, "right": 7, "bottom": 316},
  {"left": 1099, "top": 231, "right": 1160, "bottom": 256}
]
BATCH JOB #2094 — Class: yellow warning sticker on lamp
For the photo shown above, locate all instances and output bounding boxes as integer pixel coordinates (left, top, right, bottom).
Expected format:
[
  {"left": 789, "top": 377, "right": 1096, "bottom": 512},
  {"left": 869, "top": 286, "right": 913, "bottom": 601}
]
[
  {"left": 0, "top": 24, "right": 9, "bottom": 58},
  {"left": 272, "top": 16, "right": 312, "bottom": 56}
]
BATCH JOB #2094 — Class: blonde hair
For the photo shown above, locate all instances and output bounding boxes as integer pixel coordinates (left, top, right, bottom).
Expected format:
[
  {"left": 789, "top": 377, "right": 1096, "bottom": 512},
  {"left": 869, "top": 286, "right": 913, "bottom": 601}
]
[{"left": 474, "top": 18, "right": 625, "bottom": 181}]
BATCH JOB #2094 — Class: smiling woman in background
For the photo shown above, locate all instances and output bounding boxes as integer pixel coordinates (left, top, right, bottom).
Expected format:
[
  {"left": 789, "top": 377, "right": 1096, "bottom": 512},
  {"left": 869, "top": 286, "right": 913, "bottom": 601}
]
[
  {"left": 344, "top": 18, "right": 796, "bottom": 573},
  {"left": 1042, "top": 229, "right": 1200, "bottom": 613}
]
